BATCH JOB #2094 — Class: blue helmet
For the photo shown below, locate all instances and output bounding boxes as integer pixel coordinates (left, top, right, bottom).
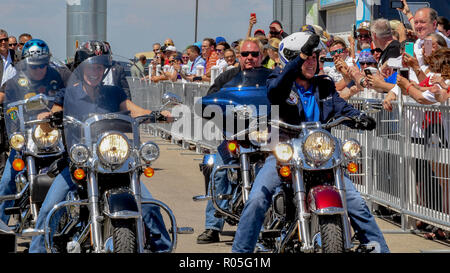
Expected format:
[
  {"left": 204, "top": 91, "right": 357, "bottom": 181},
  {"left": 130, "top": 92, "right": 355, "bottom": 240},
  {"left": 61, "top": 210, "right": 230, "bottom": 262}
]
[{"left": 22, "top": 39, "right": 51, "bottom": 65}]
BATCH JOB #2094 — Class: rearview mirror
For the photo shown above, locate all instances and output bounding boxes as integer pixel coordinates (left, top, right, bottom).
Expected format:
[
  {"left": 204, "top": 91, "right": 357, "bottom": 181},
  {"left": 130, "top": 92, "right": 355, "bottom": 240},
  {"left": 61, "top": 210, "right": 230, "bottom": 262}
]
[{"left": 25, "top": 94, "right": 52, "bottom": 112}]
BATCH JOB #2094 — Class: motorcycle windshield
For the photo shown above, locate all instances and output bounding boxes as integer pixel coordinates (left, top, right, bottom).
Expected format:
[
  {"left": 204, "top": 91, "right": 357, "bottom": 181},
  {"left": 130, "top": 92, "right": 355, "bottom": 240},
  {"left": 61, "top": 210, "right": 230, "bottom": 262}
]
[
  {"left": 63, "top": 55, "right": 136, "bottom": 154},
  {"left": 3, "top": 58, "right": 67, "bottom": 137},
  {"left": 202, "top": 67, "right": 271, "bottom": 116}
]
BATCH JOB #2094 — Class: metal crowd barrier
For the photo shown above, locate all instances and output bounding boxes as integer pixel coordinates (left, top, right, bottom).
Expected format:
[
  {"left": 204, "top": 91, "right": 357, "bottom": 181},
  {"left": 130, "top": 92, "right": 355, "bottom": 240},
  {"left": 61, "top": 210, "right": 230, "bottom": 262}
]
[{"left": 128, "top": 77, "right": 450, "bottom": 233}]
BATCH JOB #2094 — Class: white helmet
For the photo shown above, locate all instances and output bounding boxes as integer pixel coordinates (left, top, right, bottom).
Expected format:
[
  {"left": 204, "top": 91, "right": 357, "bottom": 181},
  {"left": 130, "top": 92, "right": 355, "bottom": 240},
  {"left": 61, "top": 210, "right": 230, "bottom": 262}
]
[{"left": 278, "top": 32, "right": 326, "bottom": 68}]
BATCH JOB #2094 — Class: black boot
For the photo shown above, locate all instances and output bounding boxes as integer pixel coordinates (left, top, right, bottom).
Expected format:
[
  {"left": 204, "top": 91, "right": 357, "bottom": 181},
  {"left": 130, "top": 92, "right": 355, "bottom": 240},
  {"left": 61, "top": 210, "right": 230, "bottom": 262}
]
[{"left": 196, "top": 229, "right": 220, "bottom": 244}]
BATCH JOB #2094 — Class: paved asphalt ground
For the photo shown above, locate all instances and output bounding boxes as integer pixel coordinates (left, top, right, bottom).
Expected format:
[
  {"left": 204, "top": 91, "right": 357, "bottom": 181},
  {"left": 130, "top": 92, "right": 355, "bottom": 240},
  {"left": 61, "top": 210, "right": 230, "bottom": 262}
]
[{"left": 13, "top": 134, "right": 450, "bottom": 253}]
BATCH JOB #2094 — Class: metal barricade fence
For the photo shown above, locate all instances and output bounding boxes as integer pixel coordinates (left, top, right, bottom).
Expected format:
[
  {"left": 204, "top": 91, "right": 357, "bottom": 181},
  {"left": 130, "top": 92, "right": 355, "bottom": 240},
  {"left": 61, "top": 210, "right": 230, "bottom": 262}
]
[{"left": 128, "top": 77, "right": 450, "bottom": 232}]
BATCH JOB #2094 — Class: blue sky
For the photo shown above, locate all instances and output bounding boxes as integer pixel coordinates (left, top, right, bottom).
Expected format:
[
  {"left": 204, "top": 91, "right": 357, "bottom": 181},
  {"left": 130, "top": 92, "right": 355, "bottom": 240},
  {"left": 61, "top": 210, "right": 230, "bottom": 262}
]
[{"left": 1, "top": 0, "right": 272, "bottom": 62}]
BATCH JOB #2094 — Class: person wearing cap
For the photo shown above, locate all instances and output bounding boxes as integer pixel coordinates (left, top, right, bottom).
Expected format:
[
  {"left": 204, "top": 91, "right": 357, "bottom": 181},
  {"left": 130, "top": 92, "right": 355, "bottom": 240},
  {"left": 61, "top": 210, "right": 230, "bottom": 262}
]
[
  {"left": 265, "top": 37, "right": 281, "bottom": 69},
  {"left": 348, "top": 21, "right": 372, "bottom": 61},
  {"left": 269, "top": 20, "right": 289, "bottom": 40}
]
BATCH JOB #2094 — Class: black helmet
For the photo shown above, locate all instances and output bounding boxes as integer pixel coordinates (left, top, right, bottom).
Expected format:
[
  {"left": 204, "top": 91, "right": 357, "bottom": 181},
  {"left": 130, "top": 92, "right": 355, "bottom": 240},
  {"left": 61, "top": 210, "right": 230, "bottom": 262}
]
[{"left": 73, "top": 40, "right": 112, "bottom": 70}]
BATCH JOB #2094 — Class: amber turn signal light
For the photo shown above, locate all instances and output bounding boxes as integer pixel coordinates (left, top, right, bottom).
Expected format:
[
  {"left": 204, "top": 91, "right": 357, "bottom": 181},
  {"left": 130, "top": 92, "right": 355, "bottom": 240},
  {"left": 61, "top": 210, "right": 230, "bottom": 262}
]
[
  {"left": 347, "top": 162, "right": 358, "bottom": 174},
  {"left": 144, "top": 167, "right": 155, "bottom": 178},
  {"left": 227, "top": 141, "right": 238, "bottom": 153},
  {"left": 279, "top": 166, "right": 291, "bottom": 178},
  {"left": 74, "top": 168, "right": 86, "bottom": 180},
  {"left": 12, "top": 158, "right": 25, "bottom": 172}
]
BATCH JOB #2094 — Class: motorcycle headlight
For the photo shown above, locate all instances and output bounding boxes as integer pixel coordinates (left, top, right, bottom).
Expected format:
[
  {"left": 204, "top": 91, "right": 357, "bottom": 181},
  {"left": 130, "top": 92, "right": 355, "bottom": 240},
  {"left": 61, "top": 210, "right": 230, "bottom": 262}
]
[
  {"left": 342, "top": 139, "right": 361, "bottom": 160},
  {"left": 303, "top": 132, "right": 335, "bottom": 164},
  {"left": 139, "top": 142, "right": 160, "bottom": 163},
  {"left": 70, "top": 144, "right": 90, "bottom": 164},
  {"left": 33, "top": 124, "right": 60, "bottom": 149},
  {"left": 10, "top": 133, "right": 26, "bottom": 151},
  {"left": 274, "top": 143, "right": 293, "bottom": 162},
  {"left": 97, "top": 133, "right": 130, "bottom": 166}
]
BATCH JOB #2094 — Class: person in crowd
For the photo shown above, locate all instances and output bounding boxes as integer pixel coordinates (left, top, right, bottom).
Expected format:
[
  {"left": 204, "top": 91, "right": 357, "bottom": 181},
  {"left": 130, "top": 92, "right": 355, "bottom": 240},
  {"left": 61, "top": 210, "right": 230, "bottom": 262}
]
[
  {"left": 181, "top": 50, "right": 189, "bottom": 65},
  {"left": 151, "top": 42, "right": 161, "bottom": 59},
  {"left": 371, "top": 47, "right": 383, "bottom": 63},
  {"left": 166, "top": 52, "right": 184, "bottom": 82},
  {"left": 371, "top": 18, "right": 401, "bottom": 66},
  {"left": 268, "top": 20, "right": 289, "bottom": 40},
  {"left": 164, "top": 38, "right": 175, "bottom": 47},
  {"left": 196, "top": 38, "right": 272, "bottom": 244},
  {"left": 246, "top": 12, "right": 266, "bottom": 39},
  {"left": 265, "top": 37, "right": 281, "bottom": 69},
  {"left": 224, "top": 48, "right": 238, "bottom": 68},
  {"left": 16, "top": 33, "right": 32, "bottom": 60},
  {"left": 8, "top": 36, "right": 18, "bottom": 52},
  {"left": 164, "top": 45, "right": 177, "bottom": 65},
  {"left": 0, "top": 29, "right": 17, "bottom": 89},
  {"left": 131, "top": 54, "right": 147, "bottom": 79},
  {"left": 215, "top": 41, "right": 230, "bottom": 72},
  {"left": 231, "top": 32, "right": 389, "bottom": 253},
  {"left": 437, "top": 16, "right": 450, "bottom": 38},
  {"left": 199, "top": 38, "right": 219, "bottom": 82},
  {"left": 178, "top": 44, "right": 205, "bottom": 82},
  {"left": 326, "top": 38, "right": 355, "bottom": 91},
  {"left": 390, "top": 20, "right": 408, "bottom": 43},
  {"left": 349, "top": 21, "right": 372, "bottom": 60}
]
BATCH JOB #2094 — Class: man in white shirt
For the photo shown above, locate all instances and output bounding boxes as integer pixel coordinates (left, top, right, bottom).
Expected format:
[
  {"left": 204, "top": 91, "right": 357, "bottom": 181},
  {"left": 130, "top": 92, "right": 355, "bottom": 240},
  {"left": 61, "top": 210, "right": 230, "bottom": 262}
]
[
  {"left": 412, "top": 8, "right": 450, "bottom": 69},
  {"left": 0, "top": 29, "right": 16, "bottom": 89}
]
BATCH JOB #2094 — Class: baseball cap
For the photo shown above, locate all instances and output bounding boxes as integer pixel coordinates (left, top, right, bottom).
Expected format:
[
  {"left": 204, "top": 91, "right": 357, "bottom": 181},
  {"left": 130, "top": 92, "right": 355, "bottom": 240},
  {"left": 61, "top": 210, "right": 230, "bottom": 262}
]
[
  {"left": 357, "top": 21, "right": 371, "bottom": 32},
  {"left": 166, "top": 45, "right": 177, "bottom": 52},
  {"left": 216, "top": 36, "right": 227, "bottom": 44},
  {"left": 254, "top": 29, "right": 266, "bottom": 36}
]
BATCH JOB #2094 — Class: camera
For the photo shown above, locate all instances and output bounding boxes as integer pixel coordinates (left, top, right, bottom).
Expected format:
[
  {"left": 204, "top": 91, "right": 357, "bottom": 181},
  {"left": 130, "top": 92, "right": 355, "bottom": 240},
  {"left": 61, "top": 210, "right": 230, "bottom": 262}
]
[{"left": 390, "top": 1, "right": 404, "bottom": 9}]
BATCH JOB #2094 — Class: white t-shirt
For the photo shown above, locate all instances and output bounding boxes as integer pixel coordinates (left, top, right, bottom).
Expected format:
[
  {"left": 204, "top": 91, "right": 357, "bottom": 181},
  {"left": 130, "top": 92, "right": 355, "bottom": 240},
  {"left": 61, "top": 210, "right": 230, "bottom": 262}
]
[{"left": 1, "top": 51, "right": 16, "bottom": 87}]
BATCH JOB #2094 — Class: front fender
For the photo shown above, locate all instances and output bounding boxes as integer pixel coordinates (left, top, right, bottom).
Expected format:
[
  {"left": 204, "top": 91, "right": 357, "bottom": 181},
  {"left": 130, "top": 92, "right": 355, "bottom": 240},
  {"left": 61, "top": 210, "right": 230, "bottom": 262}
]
[
  {"left": 104, "top": 190, "right": 140, "bottom": 219},
  {"left": 308, "top": 185, "right": 344, "bottom": 215}
]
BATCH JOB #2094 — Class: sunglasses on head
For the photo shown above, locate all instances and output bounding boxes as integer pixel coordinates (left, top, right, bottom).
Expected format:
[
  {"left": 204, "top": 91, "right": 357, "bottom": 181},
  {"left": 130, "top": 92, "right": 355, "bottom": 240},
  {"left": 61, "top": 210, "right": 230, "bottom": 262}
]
[
  {"left": 330, "top": 48, "right": 344, "bottom": 56},
  {"left": 241, "top": 51, "right": 260, "bottom": 57},
  {"left": 29, "top": 63, "right": 47, "bottom": 70}
]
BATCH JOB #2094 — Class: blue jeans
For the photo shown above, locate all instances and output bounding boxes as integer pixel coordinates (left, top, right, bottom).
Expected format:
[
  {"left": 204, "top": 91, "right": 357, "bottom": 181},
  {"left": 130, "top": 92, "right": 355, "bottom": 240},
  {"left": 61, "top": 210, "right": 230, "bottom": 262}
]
[
  {"left": 0, "top": 150, "right": 19, "bottom": 224},
  {"left": 232, "top": 155, "right": 390, "bottom": 253},
  {"left": 29, "top": 167, "right": 171, "bottom": 253},
  {"left": 204, "top": 141, "right": 236, "bottom": 232}
]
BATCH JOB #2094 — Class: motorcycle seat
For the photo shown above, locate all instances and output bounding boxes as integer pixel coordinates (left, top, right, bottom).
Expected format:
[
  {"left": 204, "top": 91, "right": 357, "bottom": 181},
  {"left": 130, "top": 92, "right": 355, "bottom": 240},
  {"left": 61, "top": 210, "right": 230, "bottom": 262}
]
[{"left": 31, "top": 174, "right": 56, "bottom": 203}]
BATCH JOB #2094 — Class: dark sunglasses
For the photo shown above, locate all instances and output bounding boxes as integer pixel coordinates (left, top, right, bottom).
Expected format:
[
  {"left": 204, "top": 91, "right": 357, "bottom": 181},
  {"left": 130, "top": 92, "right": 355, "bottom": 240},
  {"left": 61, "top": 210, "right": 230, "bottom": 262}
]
[
  {"left": 371, "top": 48, "right": 382, "bottom": 54},
  {"left": 216, "top": 49, "right": 224, "bottom": 53},
  {"left": 19, "top": 42, "right": 25, "bottom": 46},
  {"left": 241, "top": 51, "right": 260, "bottom": 57},
  {"left": 29, "top": 64, "right": 48, "bottom": 70},
  {"left": 0, "top": 38, "right": 8, "bottom": 43},
  {"left": 9, "top": 43, "right": 17, "bottom": 47},
  {"left": 330, "top": 48, "right": 344, "bottom": 56},
  {"left": 357, "top": 34, "right": 371, "bottom": 39},
  {"left": 359, "top": 62, "right": 377, "bottom": 66},
  {"left": 270, "top": 31, "right": 280, "bottom": 35}
]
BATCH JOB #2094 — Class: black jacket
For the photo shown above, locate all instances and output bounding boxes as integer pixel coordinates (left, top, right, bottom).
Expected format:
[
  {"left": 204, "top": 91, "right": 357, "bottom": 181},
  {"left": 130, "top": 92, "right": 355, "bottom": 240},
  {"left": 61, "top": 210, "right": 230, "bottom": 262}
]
[{"left": 267, "top": 55, "right": 361, "bottom": 128}]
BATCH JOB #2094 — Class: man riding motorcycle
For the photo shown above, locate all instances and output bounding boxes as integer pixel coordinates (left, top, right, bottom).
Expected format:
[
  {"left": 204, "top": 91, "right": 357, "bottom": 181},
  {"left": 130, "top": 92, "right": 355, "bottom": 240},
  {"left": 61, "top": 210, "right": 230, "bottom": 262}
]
[
  {"left": 197, "top": 38, "right": 272, "bottom": 244},
  {"left": 0, "top": 39, "right": 65, "bottom": 225},
  {"left": 28, "top": 42, "right": 172, "bottom": 253},
  {"left": 231, "top": 33, "right": 390, "bottom": 253}
]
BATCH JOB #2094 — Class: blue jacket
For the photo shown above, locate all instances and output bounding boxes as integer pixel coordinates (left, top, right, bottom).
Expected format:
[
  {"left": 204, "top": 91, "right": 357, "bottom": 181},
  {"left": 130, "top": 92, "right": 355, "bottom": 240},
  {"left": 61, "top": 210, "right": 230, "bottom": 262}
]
[{"left": 267, "top": 55, "right": 361, "bottom": 128}]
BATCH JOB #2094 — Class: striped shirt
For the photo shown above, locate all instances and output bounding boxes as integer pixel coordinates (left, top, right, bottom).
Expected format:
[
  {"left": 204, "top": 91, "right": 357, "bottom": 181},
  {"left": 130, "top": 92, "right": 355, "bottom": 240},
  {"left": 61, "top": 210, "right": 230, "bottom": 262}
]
[{"left": 205, "top": 51, "right": 219, "bottom": 77}]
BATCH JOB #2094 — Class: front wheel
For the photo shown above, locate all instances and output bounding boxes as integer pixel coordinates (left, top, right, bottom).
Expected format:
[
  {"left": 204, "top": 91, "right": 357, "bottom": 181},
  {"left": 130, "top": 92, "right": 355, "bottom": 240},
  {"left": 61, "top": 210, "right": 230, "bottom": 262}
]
[
  {"left": 319, "top": 215, "right": 344, "bottom": 253},
  {"left": 112, "top": 219, "right": 137, "bottom": 253}
]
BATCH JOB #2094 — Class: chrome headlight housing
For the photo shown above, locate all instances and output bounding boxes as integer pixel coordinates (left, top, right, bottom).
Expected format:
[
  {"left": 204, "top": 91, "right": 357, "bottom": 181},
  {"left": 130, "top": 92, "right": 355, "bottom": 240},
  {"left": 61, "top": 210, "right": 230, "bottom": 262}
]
[
  {"left": 139, "top": 142, "right": 160, "bottom": 163},
  {"left": 342, "top": 139, "right": 361, "bottom": 160},
  {"left": 10, "top": 133, "right": 26, "bottom": 151},
  {"left": 70, "top": 144, "right": 90, "bottom": 164},
  {"left": 249, "top": 128, "right": 269, "bottom": 145},
  {"left": 274, "top": 143, "right": 294, "bottom": 162},
  {"left": 32, "top": 124, "right": 60, "bottom": 149},
  {"left": 303, "top": 131, "right": 335, "bottom": 164},
  {"left": 97, "top": 133, "right": 130, "bottom": 166}
]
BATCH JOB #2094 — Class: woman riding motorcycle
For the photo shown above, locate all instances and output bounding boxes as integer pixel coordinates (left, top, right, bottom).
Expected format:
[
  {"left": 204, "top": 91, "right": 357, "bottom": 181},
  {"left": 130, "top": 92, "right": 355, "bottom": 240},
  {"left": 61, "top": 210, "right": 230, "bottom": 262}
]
[{"left": 29, "top": 42, "right": 171, "bottom": 253}]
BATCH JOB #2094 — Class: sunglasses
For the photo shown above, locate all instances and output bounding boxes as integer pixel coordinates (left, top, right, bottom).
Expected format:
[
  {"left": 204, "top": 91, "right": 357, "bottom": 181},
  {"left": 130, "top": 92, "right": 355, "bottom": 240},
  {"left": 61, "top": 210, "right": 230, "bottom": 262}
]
[
  {"left": 358, "top": 34, "right": 371, "bottom": 39},
  {"left": 270, "top": 31, "right": 280, "bottom": 35},
  {"left": 9, "top": 43, "right": 17, "bottom": 47},
  {"left": 359, "top": 62, "right": 377, "bottom": 66},
  {"left": 0, "top": 38, "right": 8, "bottom": 43},
  {"left": 330, "top": 48, "right": 345, "bottom": 56},
  {"left": 241, "top": 51, "right": 260, "bottom": 57},
  {"left": 216, "top": 49, "right": 224, "bottom": 53},
  {"left": 371, "top": 49, "right": 382, "bottom": 54},
  {"left": 29, "top": 64, "right": 47, "bottom": 70},
  {"left": 182, "top": 56, "right": 189, "bottom": 59}
]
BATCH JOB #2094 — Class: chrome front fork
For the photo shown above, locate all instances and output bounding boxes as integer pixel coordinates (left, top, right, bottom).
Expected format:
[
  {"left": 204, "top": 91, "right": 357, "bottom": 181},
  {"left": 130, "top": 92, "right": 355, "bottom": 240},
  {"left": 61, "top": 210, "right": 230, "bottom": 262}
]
[
  {"left": 26, "top": 156, "right": 39, "bottom": 223},
  {"left": 130, "top": 171, "right": 145, "bottom": 253},
  {"left": 335, "top": 167, "right": 353, "bottom": 251},
  {"left": 87, "top": 171, "right": 103, "bottom": 253},
  {"left": 239, "top": 153, "right": 251, "bottom": 203}
]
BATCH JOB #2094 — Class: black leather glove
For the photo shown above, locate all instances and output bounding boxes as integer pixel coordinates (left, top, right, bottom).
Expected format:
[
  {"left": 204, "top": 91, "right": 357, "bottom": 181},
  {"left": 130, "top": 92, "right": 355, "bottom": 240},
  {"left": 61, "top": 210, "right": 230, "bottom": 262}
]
[
  {"left": 301, "top": 34, "right": 320, "bottom": 56},
  {"left": 355, "top": 114, "right": 376, "bottom": 131},
  {"left": 50, "top": 111, "right": 64, "bottom": 129}
]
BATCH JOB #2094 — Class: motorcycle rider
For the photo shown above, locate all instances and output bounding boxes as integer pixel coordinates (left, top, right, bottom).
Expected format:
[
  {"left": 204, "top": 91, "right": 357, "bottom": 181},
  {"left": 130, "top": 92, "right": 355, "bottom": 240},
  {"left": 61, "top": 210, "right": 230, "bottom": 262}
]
[
  {"left": 0, "top": 39, "right": 66, "bottom": 225},
  {"left": 197, "top": 37, "right": 272, "bottom": 244},
  {"left": 231, "top": 33, "right": 390, "bottom": 253},
  {"left": 29, "top": 44, "right": 172, "bottom": 253}
]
